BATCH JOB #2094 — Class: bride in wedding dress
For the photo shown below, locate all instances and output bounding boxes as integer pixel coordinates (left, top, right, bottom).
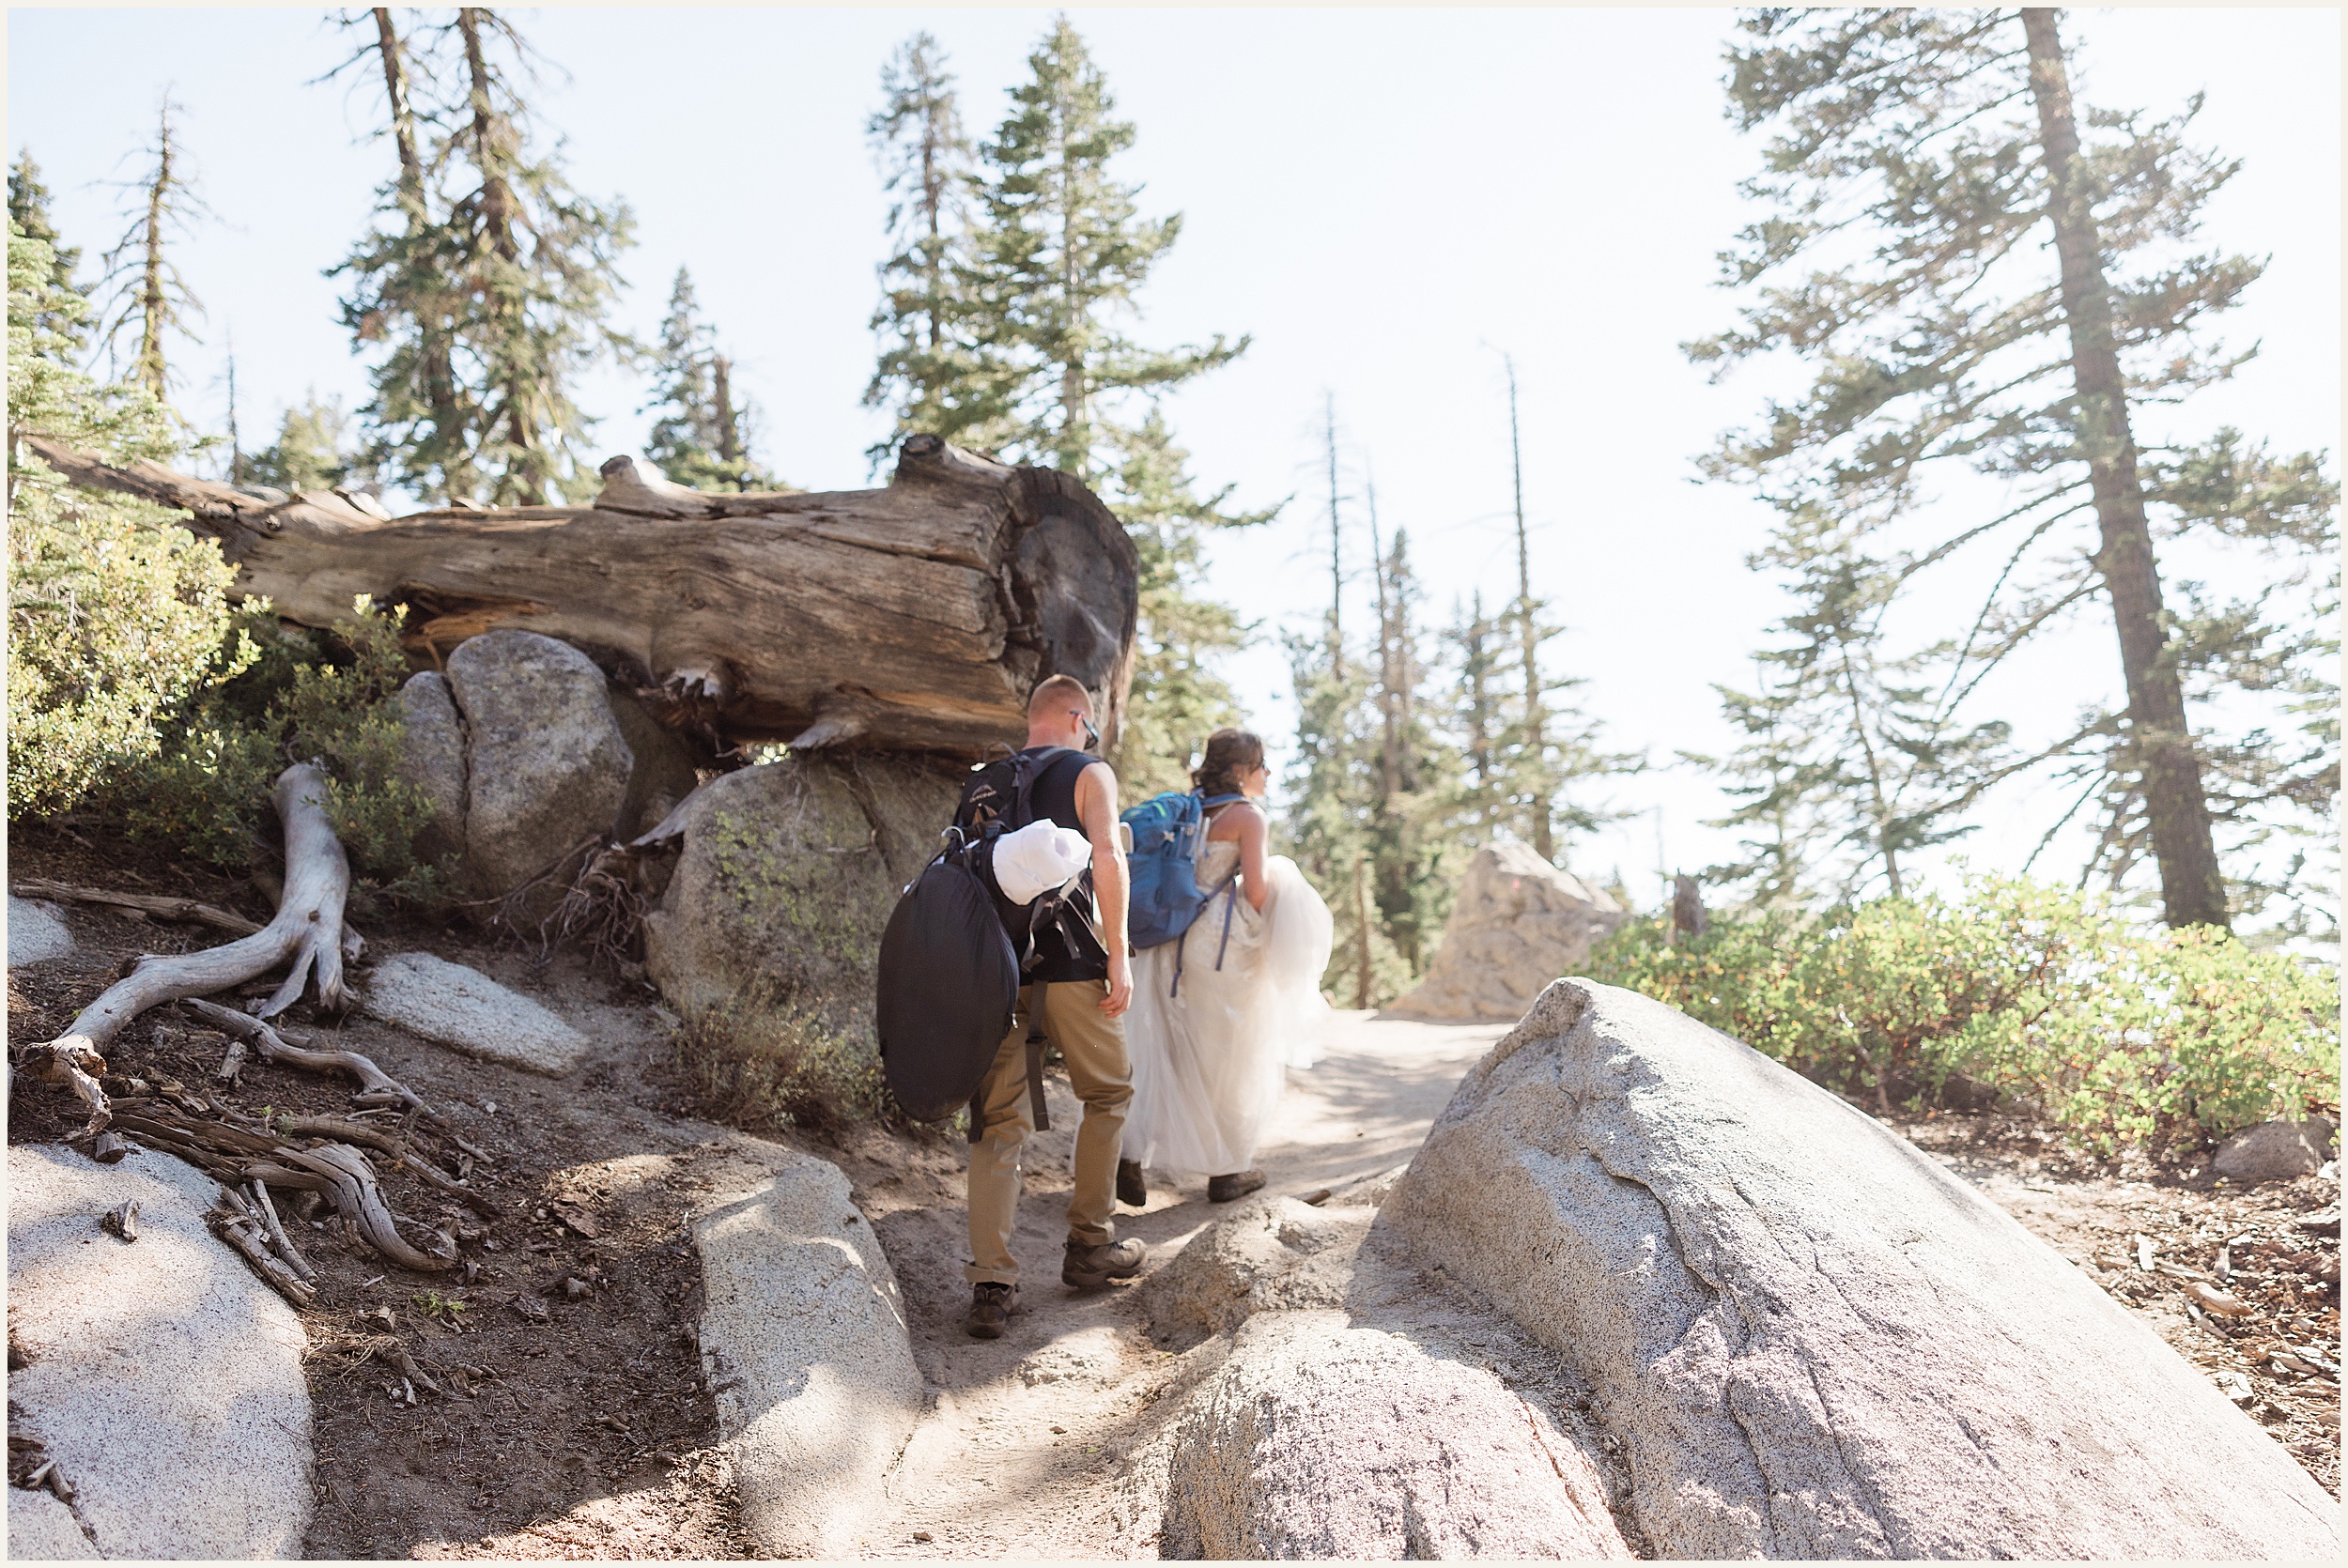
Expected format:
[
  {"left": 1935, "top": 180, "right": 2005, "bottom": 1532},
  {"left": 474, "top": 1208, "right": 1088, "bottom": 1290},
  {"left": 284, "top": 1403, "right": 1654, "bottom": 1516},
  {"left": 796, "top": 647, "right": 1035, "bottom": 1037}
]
[{"left": 1120, "top": 729, "right": 1334, "bottom": 1206}]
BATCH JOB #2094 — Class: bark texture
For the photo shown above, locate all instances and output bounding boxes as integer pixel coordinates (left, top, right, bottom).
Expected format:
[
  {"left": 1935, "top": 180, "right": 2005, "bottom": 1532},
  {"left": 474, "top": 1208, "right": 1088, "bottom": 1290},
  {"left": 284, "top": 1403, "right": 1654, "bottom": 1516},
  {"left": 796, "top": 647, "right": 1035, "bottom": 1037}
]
[
  {"left": 2022, "top": 8, "right": 2229, "bottom": 930},
  {"left": 22, "top": 432, "right": 1139, "bottom": 758}
]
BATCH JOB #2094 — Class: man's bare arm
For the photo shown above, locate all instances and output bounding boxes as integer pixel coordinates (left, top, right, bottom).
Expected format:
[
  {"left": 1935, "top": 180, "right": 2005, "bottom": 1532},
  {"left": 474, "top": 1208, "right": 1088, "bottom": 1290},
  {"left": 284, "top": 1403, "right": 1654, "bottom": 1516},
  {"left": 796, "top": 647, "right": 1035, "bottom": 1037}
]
[{"left": 1074, "top": 760, "right": 1132, "bottom": 1016}]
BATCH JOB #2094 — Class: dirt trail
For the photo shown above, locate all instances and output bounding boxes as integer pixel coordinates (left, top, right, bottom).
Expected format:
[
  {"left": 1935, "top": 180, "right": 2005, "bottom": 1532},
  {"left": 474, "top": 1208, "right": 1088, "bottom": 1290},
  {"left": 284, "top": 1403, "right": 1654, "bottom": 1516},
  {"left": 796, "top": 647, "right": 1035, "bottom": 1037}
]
[{"left": 856, "top": 1011, "right": 1508, "bottom": 1559}]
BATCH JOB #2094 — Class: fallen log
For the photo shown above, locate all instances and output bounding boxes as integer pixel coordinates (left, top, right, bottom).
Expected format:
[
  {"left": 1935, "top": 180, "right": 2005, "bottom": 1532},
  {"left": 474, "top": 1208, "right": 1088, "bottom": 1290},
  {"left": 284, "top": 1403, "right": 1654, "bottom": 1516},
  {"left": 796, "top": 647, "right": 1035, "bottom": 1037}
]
[
  {"left": 21, "top": 433, "right": 1140, "bottom": 757},
  {"left": 13, "top": 764, "right": 352, "bottom": 1141}
]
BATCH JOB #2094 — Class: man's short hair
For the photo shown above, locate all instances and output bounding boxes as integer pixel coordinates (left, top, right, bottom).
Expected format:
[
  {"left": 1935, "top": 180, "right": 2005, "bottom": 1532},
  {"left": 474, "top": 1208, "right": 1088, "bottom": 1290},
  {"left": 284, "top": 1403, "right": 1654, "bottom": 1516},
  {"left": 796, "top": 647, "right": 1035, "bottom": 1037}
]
[{"left": 1027, "top": 673, "right": 1093, "bottom": 719}]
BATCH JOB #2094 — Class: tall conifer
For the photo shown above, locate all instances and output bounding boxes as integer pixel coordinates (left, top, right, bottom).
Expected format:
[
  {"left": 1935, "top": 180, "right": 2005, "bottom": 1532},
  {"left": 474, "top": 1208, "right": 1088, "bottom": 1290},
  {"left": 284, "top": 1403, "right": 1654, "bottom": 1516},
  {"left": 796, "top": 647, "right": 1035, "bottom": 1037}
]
[
  {"left": 642, "top": 267, "right": 777, "bottom": 491},
  {"left": 334, "top": 8, "right": 634, "bottom": 505},
  {"left": 1693, "top": 8, "right": 2337, "bottom": 930},
  {"left": 863, "top": 33, "right": 991, "bottom": 463},
  {"left": 945, "top": 16, "right": 1270, "bottom": 792}
]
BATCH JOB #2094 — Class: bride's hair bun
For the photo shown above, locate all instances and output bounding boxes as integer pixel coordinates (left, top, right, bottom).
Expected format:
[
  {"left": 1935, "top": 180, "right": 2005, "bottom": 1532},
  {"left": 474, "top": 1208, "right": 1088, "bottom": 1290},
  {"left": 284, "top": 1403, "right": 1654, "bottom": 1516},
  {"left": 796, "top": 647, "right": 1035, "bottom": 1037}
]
[{"left": 1194, "top": 728, "right": 1265, "bottom": 799}]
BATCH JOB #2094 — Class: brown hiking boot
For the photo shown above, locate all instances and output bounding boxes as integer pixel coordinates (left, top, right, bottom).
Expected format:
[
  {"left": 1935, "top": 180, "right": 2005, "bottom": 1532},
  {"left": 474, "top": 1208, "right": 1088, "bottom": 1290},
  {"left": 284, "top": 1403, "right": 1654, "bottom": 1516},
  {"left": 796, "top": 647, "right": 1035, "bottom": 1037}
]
[
  {"left": 966, "top": 1282, "right": 1018, "bottom": 1339},
  {"left": 1062, "top": 1236, "right": 1147, "bottom": 1290},
  {"left": 1117, "top": 1158, "right": 1148, "bottom": 1208},
  {"left": 1208, "top": 1169, "right": 1267, "bottom": 1204}
]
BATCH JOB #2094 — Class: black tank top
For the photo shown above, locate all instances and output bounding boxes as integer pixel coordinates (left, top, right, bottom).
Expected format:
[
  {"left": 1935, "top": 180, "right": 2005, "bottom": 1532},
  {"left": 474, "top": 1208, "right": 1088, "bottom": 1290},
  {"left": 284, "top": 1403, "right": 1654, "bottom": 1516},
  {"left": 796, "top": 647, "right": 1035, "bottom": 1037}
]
[{"left": 1017, "top": 746, "right": 1108, "bottom": 983}]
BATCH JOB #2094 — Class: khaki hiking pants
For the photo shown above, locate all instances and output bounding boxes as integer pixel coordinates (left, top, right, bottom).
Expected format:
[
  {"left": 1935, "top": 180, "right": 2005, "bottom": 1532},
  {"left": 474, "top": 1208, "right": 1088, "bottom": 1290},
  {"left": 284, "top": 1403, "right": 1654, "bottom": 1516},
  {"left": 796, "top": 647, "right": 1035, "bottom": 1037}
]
[{"left": 965, "top": 981, "right": 1131, "bottom": 1287}]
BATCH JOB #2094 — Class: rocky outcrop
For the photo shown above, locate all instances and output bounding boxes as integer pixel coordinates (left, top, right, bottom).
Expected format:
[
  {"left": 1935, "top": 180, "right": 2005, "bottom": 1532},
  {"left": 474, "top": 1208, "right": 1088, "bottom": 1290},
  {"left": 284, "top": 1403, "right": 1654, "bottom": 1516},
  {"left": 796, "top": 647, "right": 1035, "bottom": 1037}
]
[
  {"left": 1140, "top": 1311, "right": 1628, "bottom": 1560},
  {"left": 1135, "top": 1192, "right": 1370, "bottom": 1349},
  {"left": 8, "top": 894, "right": 74, "bottom": 966},
  {"left": 361, "top": 951, "right": 592, "bottom": 1075},
  {"left": 2215, "top": 1117, "right": 2339, "bottom": 1182},
  {"left": 1384, "top": 978, "right": 2342, "bottom": 1559},
  {"left": 1390, "top": 841, "right": 1624, "bottom": 1022},
  {"left": 641, "top": 752, "right": 965, "bottom": 1038},
  {"left": 1120, "top": 1179, "right": 1630, "bottom": 1559},
  {"left": 8, "top": 1144, "right": 314, "bottom": 1560},
  {"left": 693, "top": 1151, "right": 921, "bottom": 1558},
  {"left": 444, "top": 630, "right": 634, "bottom": 899}
]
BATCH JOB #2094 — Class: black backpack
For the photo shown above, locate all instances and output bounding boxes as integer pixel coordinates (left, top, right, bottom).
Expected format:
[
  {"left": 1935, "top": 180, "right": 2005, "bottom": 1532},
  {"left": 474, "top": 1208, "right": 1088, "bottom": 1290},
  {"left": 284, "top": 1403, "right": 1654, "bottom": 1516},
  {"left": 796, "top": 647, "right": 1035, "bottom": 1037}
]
[
  {"left": 874, "top": 746, "right": 1102, "bottom": 1128},
  {"left": 951, "top": 746, "right": 1107, "bottom": 976}
]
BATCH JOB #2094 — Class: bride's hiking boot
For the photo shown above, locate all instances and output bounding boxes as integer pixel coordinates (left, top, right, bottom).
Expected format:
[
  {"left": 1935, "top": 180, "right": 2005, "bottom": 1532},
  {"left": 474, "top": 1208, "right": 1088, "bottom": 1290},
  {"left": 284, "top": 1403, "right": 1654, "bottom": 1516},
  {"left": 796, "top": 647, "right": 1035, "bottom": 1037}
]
[
  {"left": 966, "top": 1282, "right": 1018, "bottom": 1339},
  {"left": 1117, "top": 1158, "right": 1148, "bottom": 1208},
  {"left": 1208, "top": 1169, "right": 1267, "bottom": 1204},
  {"left": 1062, "top": 1235, "right": 1147, "bottom": 1290}
]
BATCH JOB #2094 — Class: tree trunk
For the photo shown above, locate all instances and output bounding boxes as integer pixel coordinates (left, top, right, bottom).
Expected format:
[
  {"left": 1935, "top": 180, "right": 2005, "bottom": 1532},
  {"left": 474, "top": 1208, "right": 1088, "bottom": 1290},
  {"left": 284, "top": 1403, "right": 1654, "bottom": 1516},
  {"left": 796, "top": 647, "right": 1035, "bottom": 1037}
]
[
  {"left": 1506, "top": 355, "right": 1552, "bottom": 863},
  {"left": 23, "top": 432, "right": 1139, "bottom": 757},
  {"left": 2021, "top": 8, "right": 2229, "bottom": 930}
]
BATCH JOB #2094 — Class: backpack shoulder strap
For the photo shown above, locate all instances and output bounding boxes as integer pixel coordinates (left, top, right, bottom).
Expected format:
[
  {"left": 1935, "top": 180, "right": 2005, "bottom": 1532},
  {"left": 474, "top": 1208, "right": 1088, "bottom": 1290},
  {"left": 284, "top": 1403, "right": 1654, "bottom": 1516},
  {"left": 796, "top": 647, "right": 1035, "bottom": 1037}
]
[{"left": 1011, "top": 746, "right": 1079, "bottom": 830}]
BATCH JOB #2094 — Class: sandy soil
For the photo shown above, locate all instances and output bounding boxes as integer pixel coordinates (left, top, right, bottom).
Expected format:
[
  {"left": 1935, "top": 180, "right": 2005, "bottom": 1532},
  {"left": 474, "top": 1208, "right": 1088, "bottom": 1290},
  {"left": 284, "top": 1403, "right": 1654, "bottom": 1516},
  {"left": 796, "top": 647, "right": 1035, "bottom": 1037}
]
[{"left": 850, "top": 1010, "right": 1509, "bottom": 1560}]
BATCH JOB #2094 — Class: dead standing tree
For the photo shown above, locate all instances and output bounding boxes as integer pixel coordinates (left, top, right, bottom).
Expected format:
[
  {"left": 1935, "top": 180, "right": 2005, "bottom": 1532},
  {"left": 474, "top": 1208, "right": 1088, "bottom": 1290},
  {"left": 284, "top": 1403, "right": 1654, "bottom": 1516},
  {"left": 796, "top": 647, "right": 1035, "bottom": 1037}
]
[{"left": 21, "top": 432, "right": 1141, "bottom": 757}]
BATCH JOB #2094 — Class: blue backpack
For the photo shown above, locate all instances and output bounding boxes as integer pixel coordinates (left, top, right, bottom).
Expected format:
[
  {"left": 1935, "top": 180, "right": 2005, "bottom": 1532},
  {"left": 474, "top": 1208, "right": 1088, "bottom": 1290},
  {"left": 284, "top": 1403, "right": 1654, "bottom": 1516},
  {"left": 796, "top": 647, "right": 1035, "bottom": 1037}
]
[{"left": 1122, "top": 791, "right": 1248, "bottom": 989}]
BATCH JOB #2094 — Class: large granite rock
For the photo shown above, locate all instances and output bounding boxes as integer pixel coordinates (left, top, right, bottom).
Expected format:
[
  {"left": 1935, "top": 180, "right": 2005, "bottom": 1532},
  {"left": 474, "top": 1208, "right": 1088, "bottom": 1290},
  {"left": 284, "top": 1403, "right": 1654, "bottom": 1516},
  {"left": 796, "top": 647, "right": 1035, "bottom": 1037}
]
[
  {"left": 694, "top": 1151, "right": 921, "bottom": 1558},
  {"left": 443, "top": 630, "right": 633, "bottom": 898},
  {"left": 396, "top": 671, "right": 471, "bottom": 863},
  {"left": 1384, "top": 978, "right": 2341, "bottom": 1559},
  {"left": 2215, "top": 1117, "right": 2338, "bottom": 1182},
  {"left": 8, "top": 1144, "right": 314, "bottom": 1559},
  {"left": 362, "top": 951, "right": 592, "bottom": 1075},
  {"left": 8, "top": 894, "right": 75, "bottom": 966},
  {"left": 1135, "top": 1192, "right": 1368, "bottom": 1349},
  {"left": 1139, "top": 1310, "right": 1629, "bottom": 1560},
  {"left": 641, "top": 752, "right": 965, "bottom": 1038},
  {"left": 8, "top": 1487, "right": 100, "bottom": 1559},
  {"left": 1390, "top": 840, "right": 1624, "bottom": 1022},
  {"left": 1117, "top": 1175, "right": 1630, "bottom": 1559}
]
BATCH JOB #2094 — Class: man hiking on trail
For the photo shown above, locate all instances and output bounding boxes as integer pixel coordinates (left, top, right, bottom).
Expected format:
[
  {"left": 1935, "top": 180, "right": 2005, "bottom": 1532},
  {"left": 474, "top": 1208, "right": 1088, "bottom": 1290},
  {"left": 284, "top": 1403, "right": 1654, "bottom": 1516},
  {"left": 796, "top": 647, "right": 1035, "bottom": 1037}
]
[{"left": 965, "top": 675, "right": 1146, "bottom": 1339}]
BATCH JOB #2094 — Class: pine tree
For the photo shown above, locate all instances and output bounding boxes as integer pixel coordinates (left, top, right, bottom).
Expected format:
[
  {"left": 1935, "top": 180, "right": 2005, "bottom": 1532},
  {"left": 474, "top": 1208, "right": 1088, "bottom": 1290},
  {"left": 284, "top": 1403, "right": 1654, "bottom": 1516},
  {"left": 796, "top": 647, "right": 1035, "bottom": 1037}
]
[
  {"left": 1691, "top": 539, "right": 2016, "bottom": 907},
  {"left": 93, "top": 98, "right": 209, "bottom": 411},
  {"left": 641, "top": 267, "right": 778, "bottom": 491},
  {"left": 1692, "top": 8, "right": 2338, "bottom": 930},
  {"left": 1489, "top": 355, "right": 1639, "bottom": 863},
  {"left": 247, "top": 392, "right": 370, "bottom": 496},
  {"left": 1363, "top": 516, "right": 1463, "bottom": 972},
  {"left": 334, "top": 8, "right": 635, "bottom": 506},
  {"left": 9, "top": 152, "right": 82, "bottom": 306},
  {"left": 862, "top": 32, "right": 991, "bottom": 464},
  {"left": 1444, "top": 591, "right": 1509, "bottom": 838},
  {"left": 946, "top": 18, "right": 1270, "bottom": 791}
]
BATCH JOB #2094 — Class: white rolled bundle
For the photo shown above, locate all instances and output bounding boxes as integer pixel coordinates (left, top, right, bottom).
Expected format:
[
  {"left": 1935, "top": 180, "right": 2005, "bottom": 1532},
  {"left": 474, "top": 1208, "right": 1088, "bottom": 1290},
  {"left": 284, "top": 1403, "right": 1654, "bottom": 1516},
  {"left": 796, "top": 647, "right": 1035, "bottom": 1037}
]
[{"left": 990, "top": 819, "right": 1092, "bottom": 904}]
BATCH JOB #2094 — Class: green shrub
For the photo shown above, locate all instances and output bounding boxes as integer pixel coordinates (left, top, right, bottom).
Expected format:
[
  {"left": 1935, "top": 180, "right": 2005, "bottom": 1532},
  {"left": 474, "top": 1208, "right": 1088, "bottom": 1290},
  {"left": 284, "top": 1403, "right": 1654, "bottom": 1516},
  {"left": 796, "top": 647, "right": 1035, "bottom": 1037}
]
[
  {"left": 8, "top": 217, "right": 245, "bottom": 818},
  {"left": 116, "top": 596, "right": 447, "bottom": 901},
  {"left": 670, "top": 976, "right": 887, "bottom": 1134},
  {"left": 1589, "top": 874, "right": 2340, "bottom": 1152}
]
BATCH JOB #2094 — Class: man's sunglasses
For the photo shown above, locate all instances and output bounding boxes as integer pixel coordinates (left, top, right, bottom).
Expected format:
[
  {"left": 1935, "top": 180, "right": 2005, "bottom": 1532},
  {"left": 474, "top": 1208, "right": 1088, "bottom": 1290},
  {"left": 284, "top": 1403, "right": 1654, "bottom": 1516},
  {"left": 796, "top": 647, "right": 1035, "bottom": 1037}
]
[{"left": 1072, "top": 708, "right": 1101, "bottom": 752}]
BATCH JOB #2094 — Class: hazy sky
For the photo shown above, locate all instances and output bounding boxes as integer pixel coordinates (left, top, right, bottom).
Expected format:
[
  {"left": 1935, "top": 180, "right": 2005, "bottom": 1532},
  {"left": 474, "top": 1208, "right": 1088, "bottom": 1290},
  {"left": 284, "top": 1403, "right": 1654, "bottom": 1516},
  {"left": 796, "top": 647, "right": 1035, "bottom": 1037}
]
[{"left": 8, "top": 6, "right": 2340, "bottom": 909}]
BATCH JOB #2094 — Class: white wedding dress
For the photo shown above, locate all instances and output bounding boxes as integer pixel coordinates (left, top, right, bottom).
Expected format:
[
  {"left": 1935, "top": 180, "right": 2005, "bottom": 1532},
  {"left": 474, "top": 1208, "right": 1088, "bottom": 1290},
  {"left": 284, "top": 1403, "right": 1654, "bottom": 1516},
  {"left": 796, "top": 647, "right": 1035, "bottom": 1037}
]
[{"left": 1123, "top": 838, "right": 1334, "bottom": 1176}]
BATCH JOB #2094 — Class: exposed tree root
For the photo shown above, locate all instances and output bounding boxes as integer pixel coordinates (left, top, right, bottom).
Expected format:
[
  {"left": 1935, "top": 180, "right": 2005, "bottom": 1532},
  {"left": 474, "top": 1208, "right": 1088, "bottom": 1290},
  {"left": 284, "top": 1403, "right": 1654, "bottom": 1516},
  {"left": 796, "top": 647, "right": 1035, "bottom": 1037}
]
[
  {"left": 268, "top": 1113, "right": 498, "bottom": 1218},
  {"left": 13, "top": 763, "right": 353, "bottom": 1141},
  {"left": 180, "top": 999, "right": 423, "bottom": 1112},
  {"left": 9, "top": 877, "right": 266, "bottom": 935}
]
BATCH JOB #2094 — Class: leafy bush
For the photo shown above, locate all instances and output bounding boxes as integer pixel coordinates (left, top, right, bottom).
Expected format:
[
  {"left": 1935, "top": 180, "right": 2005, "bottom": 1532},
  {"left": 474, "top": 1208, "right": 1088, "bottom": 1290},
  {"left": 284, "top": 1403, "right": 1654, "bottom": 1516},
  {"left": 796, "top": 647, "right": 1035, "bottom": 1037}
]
[
  {"left": 116, "top": 596, "right": 447, "bottom": 900},
  {"left": 8, "top": 216, "right": 245, "bottom": 818},
  {"left": 1588, "top": 874, "right": 2339, "bottom": 1151}
]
